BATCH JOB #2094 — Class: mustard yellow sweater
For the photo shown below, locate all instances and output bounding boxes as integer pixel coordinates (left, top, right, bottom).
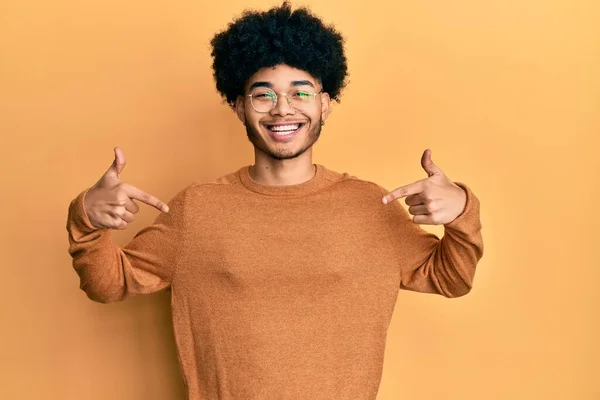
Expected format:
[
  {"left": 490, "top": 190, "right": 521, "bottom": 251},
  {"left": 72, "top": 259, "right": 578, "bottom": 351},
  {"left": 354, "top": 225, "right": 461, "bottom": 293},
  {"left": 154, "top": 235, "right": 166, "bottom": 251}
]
[{"left": 66, "top": 164, "right": 484, "bottom": 400}]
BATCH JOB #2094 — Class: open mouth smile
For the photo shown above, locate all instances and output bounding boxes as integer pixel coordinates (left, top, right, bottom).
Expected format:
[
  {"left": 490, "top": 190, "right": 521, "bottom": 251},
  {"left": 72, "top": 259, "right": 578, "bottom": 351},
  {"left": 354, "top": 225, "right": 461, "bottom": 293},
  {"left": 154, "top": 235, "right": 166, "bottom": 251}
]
[{"left": 263, "top": 123, "right": 306, "bottom": 140}]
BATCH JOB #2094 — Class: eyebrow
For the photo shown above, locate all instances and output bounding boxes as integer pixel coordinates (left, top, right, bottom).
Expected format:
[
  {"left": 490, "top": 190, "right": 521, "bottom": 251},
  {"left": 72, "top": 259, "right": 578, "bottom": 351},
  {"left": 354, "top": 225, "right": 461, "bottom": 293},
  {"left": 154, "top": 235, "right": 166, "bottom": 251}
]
[{"left": 248, "top": 80, "right": 315, "bottom": 91}]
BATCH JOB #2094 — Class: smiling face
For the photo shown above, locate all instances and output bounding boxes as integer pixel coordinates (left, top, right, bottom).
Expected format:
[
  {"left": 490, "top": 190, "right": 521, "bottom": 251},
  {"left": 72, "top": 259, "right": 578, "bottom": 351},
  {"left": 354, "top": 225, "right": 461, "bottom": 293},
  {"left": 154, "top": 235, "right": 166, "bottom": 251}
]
[{"left": 236, "top": 64, "right": 331, "bottom": 161}]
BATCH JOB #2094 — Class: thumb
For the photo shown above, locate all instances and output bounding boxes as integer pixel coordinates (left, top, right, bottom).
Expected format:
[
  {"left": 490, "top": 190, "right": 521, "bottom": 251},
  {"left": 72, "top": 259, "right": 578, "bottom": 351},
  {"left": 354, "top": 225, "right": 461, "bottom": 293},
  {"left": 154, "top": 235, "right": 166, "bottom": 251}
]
[
  {"left": 105, "top": 147, "right": 126, "bottom": 179},
  {"left": 421, "top": 148, "right": 442, "bottom": 177}
]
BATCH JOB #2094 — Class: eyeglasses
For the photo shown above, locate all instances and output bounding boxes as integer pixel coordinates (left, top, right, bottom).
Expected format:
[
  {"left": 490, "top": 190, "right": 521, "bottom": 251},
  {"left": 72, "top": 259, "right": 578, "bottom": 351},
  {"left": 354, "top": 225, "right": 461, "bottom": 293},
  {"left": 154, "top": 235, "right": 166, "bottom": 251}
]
[{"left": 247, "top": 87, "right": 323, "bottom": 113}]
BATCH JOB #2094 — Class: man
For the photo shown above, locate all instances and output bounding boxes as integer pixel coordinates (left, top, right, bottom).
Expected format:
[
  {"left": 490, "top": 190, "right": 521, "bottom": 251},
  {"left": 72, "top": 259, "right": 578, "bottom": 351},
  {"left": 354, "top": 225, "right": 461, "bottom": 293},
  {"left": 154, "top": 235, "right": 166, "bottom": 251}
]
[{"left": 66, "top": 2, "right": 483, "bottom": 399}]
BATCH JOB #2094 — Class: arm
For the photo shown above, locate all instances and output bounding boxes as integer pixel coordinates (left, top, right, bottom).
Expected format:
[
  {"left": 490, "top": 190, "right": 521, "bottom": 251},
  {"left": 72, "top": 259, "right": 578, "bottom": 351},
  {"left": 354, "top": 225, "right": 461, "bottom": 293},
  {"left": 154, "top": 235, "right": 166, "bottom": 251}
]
[
  {"left": 383, "top": 183, "right": 484, "bottom": 297},
  {"left": 66, "top": 186, "right": 188, "bottom": 303}
]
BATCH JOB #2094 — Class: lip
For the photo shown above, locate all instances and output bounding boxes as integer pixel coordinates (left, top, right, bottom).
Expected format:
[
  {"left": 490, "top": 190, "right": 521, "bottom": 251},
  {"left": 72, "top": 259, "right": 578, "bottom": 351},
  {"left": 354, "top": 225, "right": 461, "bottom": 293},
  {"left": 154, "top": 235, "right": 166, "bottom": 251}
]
[
  {"left": 263, "top": 122, "right": 306, "bottom": 142},
  {"left": 262, "top": 121, "right": 307, "bottom": 127}
]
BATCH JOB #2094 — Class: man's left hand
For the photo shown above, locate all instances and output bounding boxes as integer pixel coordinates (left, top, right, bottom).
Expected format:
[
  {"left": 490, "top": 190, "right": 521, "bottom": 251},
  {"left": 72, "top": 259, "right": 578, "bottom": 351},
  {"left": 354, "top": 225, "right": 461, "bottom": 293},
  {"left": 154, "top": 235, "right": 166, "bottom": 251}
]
[{"left": 381, "top": 149, "right": 467, "bottom": 225}]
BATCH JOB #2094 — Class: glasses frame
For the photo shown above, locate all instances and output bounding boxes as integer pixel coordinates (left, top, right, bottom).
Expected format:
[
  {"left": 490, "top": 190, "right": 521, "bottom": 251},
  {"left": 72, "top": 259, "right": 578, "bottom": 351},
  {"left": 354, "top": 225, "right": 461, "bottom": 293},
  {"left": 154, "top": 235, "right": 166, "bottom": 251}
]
[{"left": 246, "top": 88, "right": 323, "bottom": 113}]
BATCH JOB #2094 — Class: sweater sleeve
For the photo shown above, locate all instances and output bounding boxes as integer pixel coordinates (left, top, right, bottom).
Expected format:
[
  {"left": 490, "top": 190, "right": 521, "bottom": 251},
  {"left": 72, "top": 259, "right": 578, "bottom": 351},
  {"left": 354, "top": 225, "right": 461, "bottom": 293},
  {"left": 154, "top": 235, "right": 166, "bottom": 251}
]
[
  {"left": 382, "top": 182, "right": 484, "bottom": 298},
  {"left": 65, "top": 185, "right": 188, "bottom": 303}
]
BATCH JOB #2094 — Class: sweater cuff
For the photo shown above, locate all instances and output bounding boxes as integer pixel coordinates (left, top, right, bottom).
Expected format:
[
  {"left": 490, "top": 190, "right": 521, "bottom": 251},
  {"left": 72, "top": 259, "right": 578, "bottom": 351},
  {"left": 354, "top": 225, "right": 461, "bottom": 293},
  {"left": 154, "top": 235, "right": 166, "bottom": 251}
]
[{"left": 443, "top": 182, "right": 482, "bottom": 232}]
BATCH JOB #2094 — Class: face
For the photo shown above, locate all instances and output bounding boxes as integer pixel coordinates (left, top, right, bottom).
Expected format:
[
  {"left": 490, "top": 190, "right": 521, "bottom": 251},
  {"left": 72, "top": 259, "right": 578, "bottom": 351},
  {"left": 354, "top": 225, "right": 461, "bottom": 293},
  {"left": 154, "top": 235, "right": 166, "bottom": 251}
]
[{"left": 236, "top": 64, "right": 331, "bottom": 161}]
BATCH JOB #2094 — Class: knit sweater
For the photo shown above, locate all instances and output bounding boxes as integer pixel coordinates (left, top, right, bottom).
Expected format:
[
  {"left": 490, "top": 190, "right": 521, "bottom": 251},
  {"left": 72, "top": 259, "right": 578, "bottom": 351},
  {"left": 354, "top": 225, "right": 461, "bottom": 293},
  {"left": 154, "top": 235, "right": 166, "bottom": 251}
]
[{"left": 66, "top": 163, "right": 484, "bottom": 400}]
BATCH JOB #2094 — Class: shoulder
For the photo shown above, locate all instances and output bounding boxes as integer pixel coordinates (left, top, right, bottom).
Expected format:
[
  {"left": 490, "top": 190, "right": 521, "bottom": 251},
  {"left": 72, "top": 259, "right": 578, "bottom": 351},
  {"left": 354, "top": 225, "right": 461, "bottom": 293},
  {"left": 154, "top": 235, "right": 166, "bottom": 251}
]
[
  {"left": 320, "top": 165, "right": 391, "bottom": 200},
  {"left": 182, "top": 169, "right": 244, "bottom": 196},
  {"left": 322, "top": 165, "right": 387, "bottom": 192},
  {"left": 166, "top": 169, "right": 249, "bottom": 212}
]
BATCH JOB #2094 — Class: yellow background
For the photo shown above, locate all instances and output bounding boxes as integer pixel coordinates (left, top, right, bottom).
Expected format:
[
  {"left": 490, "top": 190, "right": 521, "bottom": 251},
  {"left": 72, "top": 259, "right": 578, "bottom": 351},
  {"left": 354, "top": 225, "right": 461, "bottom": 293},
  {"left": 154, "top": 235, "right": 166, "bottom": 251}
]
[{"left": 1, "top": 0, "right": 598, "bottom": 399}]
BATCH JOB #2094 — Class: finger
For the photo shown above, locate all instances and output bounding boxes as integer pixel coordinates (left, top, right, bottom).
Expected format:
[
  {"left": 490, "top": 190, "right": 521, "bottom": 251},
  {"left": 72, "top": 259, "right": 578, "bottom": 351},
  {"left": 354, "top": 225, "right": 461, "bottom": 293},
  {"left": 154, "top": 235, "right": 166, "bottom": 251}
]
[
  {"left": 412, "top": 214, "right": 435, "bottom": 225},
  {"left": 382, "top": 179, "right": 426, "bottom": 204},
  {"left": 408, "top": 204, "right": 429, "bottom": 215},
  {"left": 421, "top": 149, "right": 442, "bottom": 177},
  {"left": 112, "top": 216, "right": 129, "bottom": 230},
  {"left": 121, "top": 183, "right": 170, "bottom": 213},
  {"left": 124, "top": 197, "right": 140, "bottom": 214},
  {"left": 119, "top": 209, "right": 136, "bottom": 224},
  {"left": 104, "top": 147, "right": 127, "bottom": 180},
  {"left": 404, "top": 193, "right": 425, "bottom": 206},
  {"left": 102, "top": 214, "right": 128, "bottom": 230}
]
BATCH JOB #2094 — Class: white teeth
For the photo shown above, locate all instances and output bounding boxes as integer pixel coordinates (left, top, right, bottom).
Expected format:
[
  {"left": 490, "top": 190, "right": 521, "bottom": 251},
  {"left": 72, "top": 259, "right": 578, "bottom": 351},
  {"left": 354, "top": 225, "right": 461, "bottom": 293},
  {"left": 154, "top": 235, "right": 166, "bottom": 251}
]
[{"left": 270, "top": 124, "right": 300, "bottom": 132}]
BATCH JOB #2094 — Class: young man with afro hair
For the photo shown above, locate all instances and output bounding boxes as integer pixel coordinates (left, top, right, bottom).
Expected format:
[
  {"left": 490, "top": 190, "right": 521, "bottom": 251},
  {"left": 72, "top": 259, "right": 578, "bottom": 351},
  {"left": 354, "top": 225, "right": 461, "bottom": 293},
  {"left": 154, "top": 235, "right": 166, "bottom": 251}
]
[{"left": 66, "top": 2, "right": 484, "bottom": 399}]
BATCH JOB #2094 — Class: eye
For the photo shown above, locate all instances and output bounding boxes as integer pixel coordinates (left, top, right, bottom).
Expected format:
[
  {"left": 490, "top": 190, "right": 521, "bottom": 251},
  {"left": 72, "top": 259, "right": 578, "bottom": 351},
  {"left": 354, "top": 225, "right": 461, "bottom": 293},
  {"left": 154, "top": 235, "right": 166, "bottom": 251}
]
[
  {"left": 252, "top": 90, "right": 276, "bottom": 99},
  {"left": 293, "top": 90, "right": 311, "bottom": 98}
]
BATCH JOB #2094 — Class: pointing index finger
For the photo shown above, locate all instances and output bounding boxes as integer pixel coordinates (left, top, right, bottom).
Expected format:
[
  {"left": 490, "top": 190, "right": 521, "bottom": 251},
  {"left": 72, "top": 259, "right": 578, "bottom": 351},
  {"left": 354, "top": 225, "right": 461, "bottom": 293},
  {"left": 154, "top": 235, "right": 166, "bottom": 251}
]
[
  {"left": 122, "top": 183, "right": 170, "bottom": 213},
  {"left": 382, "top": 180, "right": 425, "bottom": 204}
]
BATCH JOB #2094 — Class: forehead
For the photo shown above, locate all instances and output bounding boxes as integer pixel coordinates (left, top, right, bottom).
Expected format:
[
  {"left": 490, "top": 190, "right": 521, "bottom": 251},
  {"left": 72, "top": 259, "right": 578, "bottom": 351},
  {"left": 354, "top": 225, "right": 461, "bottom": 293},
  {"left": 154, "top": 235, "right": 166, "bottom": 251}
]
[{"left": 245, "top": 64, "right": 318, "bottom": 90}]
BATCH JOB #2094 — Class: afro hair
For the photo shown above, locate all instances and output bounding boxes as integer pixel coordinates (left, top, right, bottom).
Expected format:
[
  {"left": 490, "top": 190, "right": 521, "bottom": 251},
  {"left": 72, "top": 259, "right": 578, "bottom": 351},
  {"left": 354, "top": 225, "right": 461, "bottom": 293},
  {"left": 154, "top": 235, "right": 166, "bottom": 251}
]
[{"left": 210, "top": 1, "right": 348, "bottom": 109}]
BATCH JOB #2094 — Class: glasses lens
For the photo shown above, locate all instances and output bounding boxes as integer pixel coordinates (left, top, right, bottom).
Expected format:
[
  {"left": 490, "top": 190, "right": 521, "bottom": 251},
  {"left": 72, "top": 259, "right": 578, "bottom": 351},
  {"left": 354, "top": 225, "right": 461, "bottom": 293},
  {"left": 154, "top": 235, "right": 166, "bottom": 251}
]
[
  {"left": 288, "top": 89, "right": 315, "bottom": 110},
  {"left": 250, "top": 88, "right": 276, "bottom": 112}
]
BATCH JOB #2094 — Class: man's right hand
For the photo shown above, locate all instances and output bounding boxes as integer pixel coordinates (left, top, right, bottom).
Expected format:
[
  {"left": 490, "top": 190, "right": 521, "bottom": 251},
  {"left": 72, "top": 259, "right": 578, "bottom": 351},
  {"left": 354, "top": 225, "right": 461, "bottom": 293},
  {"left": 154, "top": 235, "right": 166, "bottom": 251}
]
[{"left": 83, "top": 147, "right": 170, "bottom": 230}]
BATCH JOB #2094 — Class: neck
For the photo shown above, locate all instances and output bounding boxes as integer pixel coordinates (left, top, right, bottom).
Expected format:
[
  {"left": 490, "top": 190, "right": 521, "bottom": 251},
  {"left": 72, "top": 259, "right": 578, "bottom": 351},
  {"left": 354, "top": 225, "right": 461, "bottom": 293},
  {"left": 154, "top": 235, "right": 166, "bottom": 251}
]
[{"left": 250, "top": 152, "right": 316, "bottom": 186}]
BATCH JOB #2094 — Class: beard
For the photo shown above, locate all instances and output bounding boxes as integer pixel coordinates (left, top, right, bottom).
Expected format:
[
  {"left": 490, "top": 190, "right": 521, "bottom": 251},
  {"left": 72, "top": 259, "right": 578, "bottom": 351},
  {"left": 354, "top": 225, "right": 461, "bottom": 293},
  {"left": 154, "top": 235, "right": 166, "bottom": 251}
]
[{"left": 244, "top": 114, "right": 323, "bottom": 161}]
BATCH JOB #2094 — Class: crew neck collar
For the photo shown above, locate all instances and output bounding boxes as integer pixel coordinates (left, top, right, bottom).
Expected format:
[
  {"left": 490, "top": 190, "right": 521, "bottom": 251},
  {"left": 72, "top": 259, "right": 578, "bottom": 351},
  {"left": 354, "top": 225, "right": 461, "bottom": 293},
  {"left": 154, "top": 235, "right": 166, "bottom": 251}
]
[{"left": 238, "top": 164, "right": 331, "bottom": 196}]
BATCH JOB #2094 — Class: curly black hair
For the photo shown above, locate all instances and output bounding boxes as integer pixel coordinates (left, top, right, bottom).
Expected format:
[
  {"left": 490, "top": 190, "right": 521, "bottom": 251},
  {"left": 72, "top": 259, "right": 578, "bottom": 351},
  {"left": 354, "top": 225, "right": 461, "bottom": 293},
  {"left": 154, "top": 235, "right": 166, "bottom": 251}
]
[{"left": 210, "top": 1, "right": 348, "bottom": 109}]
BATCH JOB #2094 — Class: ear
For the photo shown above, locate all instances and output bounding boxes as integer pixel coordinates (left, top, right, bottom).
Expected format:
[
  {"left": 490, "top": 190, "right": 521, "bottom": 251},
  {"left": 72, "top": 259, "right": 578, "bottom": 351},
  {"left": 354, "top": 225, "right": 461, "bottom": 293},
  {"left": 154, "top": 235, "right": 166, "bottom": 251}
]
[
  {"left": 320, "top": 92, "right": 331, "bottom": 123},
  {"left": 235, "top": 96, "right": 246, "bottom": 125}
]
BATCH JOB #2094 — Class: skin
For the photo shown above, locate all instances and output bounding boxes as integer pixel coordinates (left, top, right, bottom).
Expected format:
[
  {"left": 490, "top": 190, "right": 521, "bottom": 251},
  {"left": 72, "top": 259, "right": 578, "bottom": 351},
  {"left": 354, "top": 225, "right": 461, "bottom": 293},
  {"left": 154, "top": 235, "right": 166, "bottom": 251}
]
[
  {"left": 84, "top": 147, "right": 169, "bottom": 230},
  {"left": 382, "top": 149, "right": 468, "bottom": 225},
  {"left": 235, "top": 64, "right": 331, "bottom": 186}
]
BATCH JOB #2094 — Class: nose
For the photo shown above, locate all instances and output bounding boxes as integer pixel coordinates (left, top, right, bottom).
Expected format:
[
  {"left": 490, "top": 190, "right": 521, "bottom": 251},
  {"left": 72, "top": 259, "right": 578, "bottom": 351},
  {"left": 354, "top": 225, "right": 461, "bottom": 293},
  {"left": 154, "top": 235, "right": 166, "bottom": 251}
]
[{"left": 269, "top": 94, "right": 296, "bottom": 117}]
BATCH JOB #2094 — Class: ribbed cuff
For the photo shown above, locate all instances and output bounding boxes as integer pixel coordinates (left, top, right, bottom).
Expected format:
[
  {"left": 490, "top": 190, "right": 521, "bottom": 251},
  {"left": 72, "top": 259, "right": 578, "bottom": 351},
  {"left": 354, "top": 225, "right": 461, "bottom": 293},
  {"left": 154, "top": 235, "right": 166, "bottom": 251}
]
[{"left": 443, "top": 182, "right": 482, "bottom": 232}]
